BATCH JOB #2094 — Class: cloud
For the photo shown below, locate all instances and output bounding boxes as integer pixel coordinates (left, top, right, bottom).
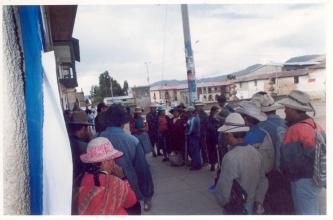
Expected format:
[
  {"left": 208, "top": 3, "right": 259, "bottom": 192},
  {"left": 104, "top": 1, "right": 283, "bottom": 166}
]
[{"left": 73, "top": 3, "right": 326, "bottom": 95}]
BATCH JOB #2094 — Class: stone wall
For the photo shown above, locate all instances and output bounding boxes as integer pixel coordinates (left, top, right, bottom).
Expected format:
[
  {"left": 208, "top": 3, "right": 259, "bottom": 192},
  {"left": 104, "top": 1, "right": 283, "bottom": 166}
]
[{"left": 2, "top": 6, "right": 30, "bottom": 214}]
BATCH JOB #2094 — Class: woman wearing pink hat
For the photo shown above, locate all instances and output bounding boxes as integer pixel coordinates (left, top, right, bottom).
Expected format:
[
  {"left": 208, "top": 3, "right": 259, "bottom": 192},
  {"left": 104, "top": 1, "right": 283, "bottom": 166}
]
[{"left": 74, "top": 137, "right": 137, "bottom": 215}]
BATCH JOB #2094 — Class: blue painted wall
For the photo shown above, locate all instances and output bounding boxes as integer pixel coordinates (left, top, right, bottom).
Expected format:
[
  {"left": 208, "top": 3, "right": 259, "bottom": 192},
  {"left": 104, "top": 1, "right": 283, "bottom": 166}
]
[{"left": 18, "top": 6, "right": 44, "bottom": 215}]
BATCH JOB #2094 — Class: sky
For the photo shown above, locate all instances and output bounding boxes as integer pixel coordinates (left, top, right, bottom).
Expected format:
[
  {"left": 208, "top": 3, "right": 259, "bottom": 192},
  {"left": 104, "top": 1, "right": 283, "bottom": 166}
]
[{"left": 72, "top": 3, "right": 327, "bottom": 95}]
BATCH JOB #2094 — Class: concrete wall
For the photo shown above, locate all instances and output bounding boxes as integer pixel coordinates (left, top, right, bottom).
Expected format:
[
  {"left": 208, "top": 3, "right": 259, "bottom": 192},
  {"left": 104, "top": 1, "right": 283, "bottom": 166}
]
[
  {"left": 236, "top": 80, "right": 266, "bottom": 99},
  {"left": 297, "top": 69, "right": 326, "bottom": 100},
  {"left": 2, "top": 6, "right": 31, "bottom": 214}
]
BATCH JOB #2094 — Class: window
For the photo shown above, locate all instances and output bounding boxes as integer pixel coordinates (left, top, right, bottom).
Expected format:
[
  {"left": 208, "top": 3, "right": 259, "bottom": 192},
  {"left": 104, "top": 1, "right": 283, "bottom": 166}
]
[
  {"left": 239, "top": 82, "right": 242, "bottom": 88},
  {"left": 294, "top": 76, "right": 299, "bottom": 84},
  {"left": 208, "top": 87, "right": 212, "bottom": 93}
]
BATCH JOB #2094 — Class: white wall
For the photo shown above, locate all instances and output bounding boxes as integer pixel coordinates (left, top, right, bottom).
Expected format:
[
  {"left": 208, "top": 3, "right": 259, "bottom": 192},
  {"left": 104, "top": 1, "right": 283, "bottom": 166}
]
[
  {"left": 2, "top": 6, "right": 31, "bottom": 214},
  {"left": 297, "top": 69, "right": 326, "bottom": 100}
]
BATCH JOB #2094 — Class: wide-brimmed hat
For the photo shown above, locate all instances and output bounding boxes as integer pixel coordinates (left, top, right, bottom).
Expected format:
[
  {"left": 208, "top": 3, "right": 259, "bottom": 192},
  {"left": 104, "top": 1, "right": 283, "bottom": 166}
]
[
  {"left": 102, "top": 103, "right": 131, "bottom": 126},
  {"left": 194, "top": 101, "right": 205, "bottom": 106},
  {"left": 134, "top": 107, "right": 143, "bottom": 113},
  {"left": 68, "top": 111, "right": 93, "bottom": 125},
  {"left": 278, "top": 90, "right": 314, "bottom": 112},
  {"left": 184, "top": 106, "right": 195, "bottom": 112},
  {"left": 218, "top": 113, "right": 250, "bottom": 133},
  {"left": 252, "top": 92, "right": 282, "bottom": 112},
  {"left": 80, "top": 137, "right": 123, "bottom": 163},
  {"left": 233, "top": 101, "right": 267, "bottom": 121}
]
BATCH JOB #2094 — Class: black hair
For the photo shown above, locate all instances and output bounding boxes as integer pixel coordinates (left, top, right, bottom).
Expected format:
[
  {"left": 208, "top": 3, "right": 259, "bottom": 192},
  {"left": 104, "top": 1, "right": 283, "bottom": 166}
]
[
  {"left": 217, "top": 94, "right": 227, "bottom": 103},
  {"left": 104, "top": 103, "right": 131, "bottom": 127},
  {"left": 210, "top": 106, "right": 219, "bottom": 116}
]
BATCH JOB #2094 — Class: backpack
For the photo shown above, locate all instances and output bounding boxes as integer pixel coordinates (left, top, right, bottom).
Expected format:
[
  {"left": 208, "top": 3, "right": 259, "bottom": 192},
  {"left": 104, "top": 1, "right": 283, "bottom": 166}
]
[
  {"left": 313, "top": 124, "right": 326, "bottom": 187},
  {"left": 299, "top": 120, "right": 326, "bottom": 187}
]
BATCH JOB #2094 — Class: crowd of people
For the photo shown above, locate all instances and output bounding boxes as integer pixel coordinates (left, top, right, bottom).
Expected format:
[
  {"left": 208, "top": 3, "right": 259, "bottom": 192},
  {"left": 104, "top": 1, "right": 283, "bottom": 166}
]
[{"left": 63, "top": 89, "right": 326, "bottom": 215}]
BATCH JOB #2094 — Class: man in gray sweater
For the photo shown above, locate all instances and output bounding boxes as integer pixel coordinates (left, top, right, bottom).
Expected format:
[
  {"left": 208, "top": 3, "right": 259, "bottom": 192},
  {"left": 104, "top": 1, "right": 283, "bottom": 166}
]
[{"left": 215, "top": 113, "right": 268, "bottom": 214}]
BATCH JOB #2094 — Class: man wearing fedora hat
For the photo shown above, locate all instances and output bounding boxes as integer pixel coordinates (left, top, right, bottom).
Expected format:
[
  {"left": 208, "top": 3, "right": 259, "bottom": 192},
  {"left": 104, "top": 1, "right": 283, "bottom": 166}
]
[
  {"left": 216, "top": 113, "right": 268, "bottom": 214},
  {"left": 250, "top": 91, "right": 293, "bottom": 214},
  {"left": 233, "top": 101, "right": 275, "bottom": 174},
  {"left": 99, "top": 104, "right": 154, "bottom": 214},
  {"left": 67, "top": 111, "right": 94, "bottom": 184},
  {"left": 278, "top": 90, "right": 325, "bottom": 215}
]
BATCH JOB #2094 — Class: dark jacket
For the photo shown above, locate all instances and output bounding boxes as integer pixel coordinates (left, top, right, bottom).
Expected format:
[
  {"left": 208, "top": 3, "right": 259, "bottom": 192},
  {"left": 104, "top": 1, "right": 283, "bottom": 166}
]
[
  {"left": 169, "top": 117, "right": 186, "bottom": 152},
  {"left": 280, "top": 116, "right": 324, "bottom": 181},
  {"left": 69, "top": 135, "right": 89, "bottom": 184}
]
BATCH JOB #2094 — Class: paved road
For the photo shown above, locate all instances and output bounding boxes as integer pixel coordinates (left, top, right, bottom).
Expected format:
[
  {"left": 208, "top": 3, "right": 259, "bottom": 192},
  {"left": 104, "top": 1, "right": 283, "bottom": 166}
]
[{"left": 143, "top": 155, "right": 223, "bottom": 215}]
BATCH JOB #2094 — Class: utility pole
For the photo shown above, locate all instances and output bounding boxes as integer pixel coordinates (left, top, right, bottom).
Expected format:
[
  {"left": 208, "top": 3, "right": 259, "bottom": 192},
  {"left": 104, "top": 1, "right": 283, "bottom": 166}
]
[
  {"left": 181, "top": 4, "right": 197, "bottom": 106},
  {"left": 145, "top": 61, "right": 151, "bottom": 85},
  {"left": 110, "top": 76, "right": 114, "bottom": 97}
]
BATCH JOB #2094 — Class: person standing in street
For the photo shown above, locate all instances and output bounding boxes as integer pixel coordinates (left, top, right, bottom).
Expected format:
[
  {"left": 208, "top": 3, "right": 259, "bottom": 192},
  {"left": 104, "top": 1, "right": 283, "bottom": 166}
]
[
  {"left": 194, "top": 101, "right": 209, "bottom": 165},
  {"left": 130, "top": 107, "right": 153, "bottom": 155},
  {"left": 251, "top": 91, "right": 294, "bottom": 214},
  {"left": 278, "top": 90, "right": 326, "bottom": 215},
  {"left": 169, "top": 107, "right": 186, "bottom": 166},
  {"left": 146, "top": 103, "right": 160, "bottom": 157},
  {"left": 99, "top": 104, "right": 154, "bottom": 214},
  {"left": 215, "top": 94, "right": 232, "bottom": 164},
  {"left": 206, "top": 106, "right": 219, "bottom": 171},
  {"left": 215, "top": 113, "right": 268, "bottom": 214},
  {"left": 185, "top": 106, "right": 202, "bottom": 170},
  {"left": 157, "top": 107, "right": 171, "bottom": 162},
  {"left": 75, "top": 137, "right": 137, "bottom": 215},
  {"left": 94, "top": 102, "right": 108, "bottom": 134}
]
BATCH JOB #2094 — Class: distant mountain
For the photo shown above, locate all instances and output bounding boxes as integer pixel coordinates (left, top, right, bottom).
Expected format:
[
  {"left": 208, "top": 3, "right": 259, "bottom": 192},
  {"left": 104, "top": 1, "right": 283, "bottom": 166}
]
[
  {"left": 150, "top": 64, "right": 263, "bottom": 86},
  {"left": 149, "top": 79, "right": 187, "bottom": 87},
  {"left": 285, "top": 54, "right": 323, "bottom": 63}
]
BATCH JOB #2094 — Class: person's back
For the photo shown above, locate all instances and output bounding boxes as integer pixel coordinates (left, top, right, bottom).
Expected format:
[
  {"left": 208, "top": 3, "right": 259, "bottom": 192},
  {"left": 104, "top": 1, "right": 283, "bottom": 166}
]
[
  {"left": 101, "top": 127, "right": 145, "bottom": 200},
  {"left": 217, "top": 145, "right": 267, "bottom": 208},
  {"left": 77, "top": 173, "right": 137, "bottom": 215}
]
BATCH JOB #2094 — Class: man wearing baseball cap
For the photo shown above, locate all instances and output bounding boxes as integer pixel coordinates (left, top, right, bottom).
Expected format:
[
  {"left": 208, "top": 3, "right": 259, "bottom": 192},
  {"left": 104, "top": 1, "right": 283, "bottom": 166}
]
[
  {"left": 278, "top": 90, "right": 325, "bottom": 215},
  {"left": 215, "top": 113, "right": 268, "bottom": 214}
]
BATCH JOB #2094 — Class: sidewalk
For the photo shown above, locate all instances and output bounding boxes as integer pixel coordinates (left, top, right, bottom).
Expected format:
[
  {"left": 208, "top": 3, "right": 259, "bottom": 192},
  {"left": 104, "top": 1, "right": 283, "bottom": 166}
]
[{"left": 143, "top": 154, "right": 223, "bottom": 215}]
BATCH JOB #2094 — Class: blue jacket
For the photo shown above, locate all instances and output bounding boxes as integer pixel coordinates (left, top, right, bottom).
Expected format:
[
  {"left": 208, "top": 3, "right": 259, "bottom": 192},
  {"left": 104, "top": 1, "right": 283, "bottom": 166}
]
[
  {"left": 187, "top": 115, "right": 200, "bottom": 138},
  {"left": 100, "top": 127, "right": 154, "bottom": 200}
]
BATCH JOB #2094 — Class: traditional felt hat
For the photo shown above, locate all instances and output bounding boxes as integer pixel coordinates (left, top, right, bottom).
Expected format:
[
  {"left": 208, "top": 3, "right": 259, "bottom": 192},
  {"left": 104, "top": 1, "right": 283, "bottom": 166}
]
[
  {"left": 278, "top": 90, "right": 314, "bottom": 112},
  {"left": 251, "top": 92, "right": 283, "bottom": 112},
  {"left": 68, "top": 111, "right": 93, "bottom": 125},
  {"left": 218, "top": 113, "right": 250, "bottom": 133},
  {"left": 233, "top": 101, "right": 267, "bottom": 121},
  {"left": 80, "top": 137, "right": 123, "bottom": 163}
]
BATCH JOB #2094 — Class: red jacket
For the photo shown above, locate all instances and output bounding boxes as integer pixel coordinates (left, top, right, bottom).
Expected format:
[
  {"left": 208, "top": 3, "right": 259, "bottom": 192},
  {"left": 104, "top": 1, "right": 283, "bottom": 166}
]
[
  {"left": 281, "top": 117, "right": 325, "bottom": 180},
  {"left": 76, "top": 173, "right": 137, "bottom": 215}
]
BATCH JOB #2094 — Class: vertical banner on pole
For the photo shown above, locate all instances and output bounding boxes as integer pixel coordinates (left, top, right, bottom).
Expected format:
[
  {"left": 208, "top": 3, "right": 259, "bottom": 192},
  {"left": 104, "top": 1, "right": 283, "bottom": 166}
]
[{"left": 181, "top": 4, "right": 197, "bottom": 105}]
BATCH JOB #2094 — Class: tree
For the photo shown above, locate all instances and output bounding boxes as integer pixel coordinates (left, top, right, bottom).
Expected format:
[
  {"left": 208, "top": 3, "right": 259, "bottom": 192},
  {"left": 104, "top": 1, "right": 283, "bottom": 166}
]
[
  {"left": 89, "top": 71, "right": 126, "bottom": 105},
  {"left": 123, "top": 80, "right": 129, "bottom": 95}
]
